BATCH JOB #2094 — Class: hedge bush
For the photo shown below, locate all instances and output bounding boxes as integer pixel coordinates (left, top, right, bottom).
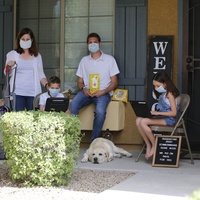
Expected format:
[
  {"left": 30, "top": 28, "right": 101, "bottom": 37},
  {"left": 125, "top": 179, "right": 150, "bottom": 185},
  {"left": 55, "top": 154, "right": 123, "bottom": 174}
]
[
  {"left": 0, "top": 111, "right": 82, "bottom": 187},
  {"left": 188, "top": 189, "right": 200, "bottom": 200}
]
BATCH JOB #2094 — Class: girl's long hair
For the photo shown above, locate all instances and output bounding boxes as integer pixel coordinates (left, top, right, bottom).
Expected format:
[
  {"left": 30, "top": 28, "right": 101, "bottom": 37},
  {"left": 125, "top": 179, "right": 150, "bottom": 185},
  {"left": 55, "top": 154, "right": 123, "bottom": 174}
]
[{"left": 152, "top": 72, "right": 180, "bottom": 99}]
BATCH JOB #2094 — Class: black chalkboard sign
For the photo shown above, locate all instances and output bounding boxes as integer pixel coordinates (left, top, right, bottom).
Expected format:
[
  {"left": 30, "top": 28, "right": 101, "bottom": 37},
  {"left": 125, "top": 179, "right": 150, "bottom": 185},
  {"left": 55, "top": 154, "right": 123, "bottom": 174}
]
[{"left": 152, "top": 136, "right": 182, "bottom": 167}]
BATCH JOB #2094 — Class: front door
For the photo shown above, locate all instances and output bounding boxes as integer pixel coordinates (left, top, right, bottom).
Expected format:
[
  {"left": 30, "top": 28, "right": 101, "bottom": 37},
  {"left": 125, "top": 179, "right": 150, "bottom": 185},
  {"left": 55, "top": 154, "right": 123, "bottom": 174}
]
[
  {"left": 114, "top": 0, "right": 147, "bottom": 101},
  {"left": 186, "top": 0, "right": 200, "bottom": 150}
]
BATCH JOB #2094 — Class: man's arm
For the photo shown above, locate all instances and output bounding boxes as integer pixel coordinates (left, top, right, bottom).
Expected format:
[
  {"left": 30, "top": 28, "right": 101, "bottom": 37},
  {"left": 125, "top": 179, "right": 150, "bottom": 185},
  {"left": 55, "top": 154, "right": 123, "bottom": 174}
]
[
  {"left": 92, "top": 75, "right": 118, "bottom": 98},
  {"left": 77, "top": 76, "right": 90, "bottom": 97},
  {"left": 103, "top": 75, "right": 118, "bottom": 94},
  {"left": 77, "top": 77, "right": 84, "bottom": 90}
]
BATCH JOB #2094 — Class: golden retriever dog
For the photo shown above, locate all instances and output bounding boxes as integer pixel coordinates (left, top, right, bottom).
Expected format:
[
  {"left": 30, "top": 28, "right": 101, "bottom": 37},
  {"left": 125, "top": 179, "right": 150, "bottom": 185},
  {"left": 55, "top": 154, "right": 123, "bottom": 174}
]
[{"left": 81, "top": 138, "right": 132, "bottom": 164}]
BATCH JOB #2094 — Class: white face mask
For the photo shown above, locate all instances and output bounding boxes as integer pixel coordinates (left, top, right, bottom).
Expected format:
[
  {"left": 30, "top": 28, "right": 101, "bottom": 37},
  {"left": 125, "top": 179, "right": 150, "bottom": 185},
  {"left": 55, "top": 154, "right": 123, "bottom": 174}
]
[
  {"left": 88, "top": 43, "right": 100, "bottom": 53},
  {"left": 155, "top": 85, "right": 166, "bottom": 93},
  {"left": 20, "top": 39, "right": 32, "bottom": 49}
]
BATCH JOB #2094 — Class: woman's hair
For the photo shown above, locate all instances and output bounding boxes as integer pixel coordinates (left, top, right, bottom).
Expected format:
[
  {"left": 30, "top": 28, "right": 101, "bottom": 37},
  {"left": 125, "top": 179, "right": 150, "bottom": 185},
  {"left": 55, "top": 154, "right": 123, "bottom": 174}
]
[
  {"left": 152, "top": 72, "right": 180, "bottom": 98},
  {"left": 87, "top": 32, "right": 101, "bottom": 43},
  {"left": 14, "top": 27, "right": 38, "bottom": 56},
  {"left": 48, "top": 76, "right": 61, "bottom": 86}
]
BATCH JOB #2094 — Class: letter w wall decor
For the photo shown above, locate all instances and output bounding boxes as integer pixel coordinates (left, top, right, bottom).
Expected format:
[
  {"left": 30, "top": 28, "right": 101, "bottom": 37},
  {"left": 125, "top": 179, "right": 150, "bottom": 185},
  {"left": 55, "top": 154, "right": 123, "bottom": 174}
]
[{"left": 146, "top": 36, "right": 173, "bottom": 108}]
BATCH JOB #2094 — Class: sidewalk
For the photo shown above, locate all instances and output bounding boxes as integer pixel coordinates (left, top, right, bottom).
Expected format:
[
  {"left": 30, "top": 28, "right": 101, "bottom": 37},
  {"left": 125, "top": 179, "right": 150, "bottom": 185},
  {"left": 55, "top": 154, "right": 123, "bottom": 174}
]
[{"left": 76, "top": 148, "right": 200, "bottom": 200}]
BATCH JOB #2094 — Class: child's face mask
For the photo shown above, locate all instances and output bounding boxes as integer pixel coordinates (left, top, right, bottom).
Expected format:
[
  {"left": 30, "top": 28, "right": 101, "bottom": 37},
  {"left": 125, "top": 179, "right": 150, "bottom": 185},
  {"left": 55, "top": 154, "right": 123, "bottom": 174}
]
[
  {"left": 155, "top": 85, "right": 166, "bottom": 93},
  {"left": 49, "top": 88, "right": 60, "bottom": 97}
]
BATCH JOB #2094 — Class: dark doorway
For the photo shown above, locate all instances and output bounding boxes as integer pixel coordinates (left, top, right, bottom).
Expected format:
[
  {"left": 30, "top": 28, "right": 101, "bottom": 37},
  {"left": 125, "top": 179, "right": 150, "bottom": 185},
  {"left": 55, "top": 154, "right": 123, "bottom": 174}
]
[
  {"left": 186, "top": 0, "right": 200, "bottom": 150},
  {"left": 0, "top": 0, "right": 14, "bottom": 98}
]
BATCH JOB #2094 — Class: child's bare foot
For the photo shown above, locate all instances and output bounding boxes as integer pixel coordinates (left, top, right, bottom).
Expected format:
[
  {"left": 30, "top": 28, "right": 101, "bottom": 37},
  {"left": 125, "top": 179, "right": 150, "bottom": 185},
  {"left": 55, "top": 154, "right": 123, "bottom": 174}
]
[
  {"left": 145, "top": 153, "right": 149, "bottom": 160},
  {"left": 150, "top": 147, "right": 154, "bottom": 157},
  {"left": 65, "top": 109, "right": 70, "bottom": 115},
  {"left": 145, "top": 147, "right": 154, "bottom": 160},
  {"left": 145, "top": 145, "right": 151, "bottom": 160}
]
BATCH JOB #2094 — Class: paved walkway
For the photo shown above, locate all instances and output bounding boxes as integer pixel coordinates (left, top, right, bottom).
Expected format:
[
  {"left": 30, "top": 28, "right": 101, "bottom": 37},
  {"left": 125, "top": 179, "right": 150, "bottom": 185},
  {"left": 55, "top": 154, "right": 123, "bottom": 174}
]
[{"left": 77, "top": 148, "right": 200, "bottom": 200}]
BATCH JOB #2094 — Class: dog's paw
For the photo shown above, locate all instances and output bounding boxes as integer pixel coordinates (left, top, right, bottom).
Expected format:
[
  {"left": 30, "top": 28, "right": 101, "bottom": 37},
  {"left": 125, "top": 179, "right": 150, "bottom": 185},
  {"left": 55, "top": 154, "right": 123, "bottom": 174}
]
[
  {"left": 108, "top": 157, "right": 114, "bottom": 162},
  {"left": 81, "top": 157, "right": 88, "bottom": 163},
  {"left": 108, "top": 155, "right": 114, "bottom": 162},
  {"left": 126, "top": 153, "right": 132, "bottom": 157},
  {"left": 114, "top": 153, "right": 122, "bottom": 158}
]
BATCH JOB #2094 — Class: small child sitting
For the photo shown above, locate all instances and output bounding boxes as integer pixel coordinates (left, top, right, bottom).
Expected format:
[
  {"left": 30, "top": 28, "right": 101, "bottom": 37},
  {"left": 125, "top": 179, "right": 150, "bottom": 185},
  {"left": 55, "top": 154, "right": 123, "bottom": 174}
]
[{"left": 39, "top": 76, "right": 65, "bottom": 111}]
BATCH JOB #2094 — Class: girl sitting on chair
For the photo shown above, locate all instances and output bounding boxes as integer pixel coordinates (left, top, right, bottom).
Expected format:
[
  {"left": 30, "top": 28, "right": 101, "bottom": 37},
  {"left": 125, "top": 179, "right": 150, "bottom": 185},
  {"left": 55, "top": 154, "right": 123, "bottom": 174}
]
[{"left": 136, "top": 72, "right": 180, "bottom": 160}]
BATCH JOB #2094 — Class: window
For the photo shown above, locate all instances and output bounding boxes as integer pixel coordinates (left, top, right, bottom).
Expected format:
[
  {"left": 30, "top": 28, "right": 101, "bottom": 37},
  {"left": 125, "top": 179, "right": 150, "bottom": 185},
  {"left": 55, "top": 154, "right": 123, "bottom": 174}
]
[
  {"left": 17, "top": 0, "right": 61, "bottom": 78},
  {"left": 17, "top": 0, "right": 114, "bottom": 93},
  {"left": 64, "top": 0, "right": 114, "bottom": 93}
]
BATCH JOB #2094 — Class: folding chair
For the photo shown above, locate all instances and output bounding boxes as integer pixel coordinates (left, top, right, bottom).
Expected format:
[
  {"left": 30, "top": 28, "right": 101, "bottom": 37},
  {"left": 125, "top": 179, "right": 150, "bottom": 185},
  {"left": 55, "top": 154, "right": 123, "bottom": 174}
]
[
  {"left": 33, "top": 93, "right": 42, "bottom": 110},
  {"left": 135, "top": 94, "right": 194, "bottom": 164}
]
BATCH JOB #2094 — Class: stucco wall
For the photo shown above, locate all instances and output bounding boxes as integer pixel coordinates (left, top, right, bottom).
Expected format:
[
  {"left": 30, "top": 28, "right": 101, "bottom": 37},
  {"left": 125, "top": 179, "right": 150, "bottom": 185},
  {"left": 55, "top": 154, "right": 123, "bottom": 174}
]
[
  {"left": 148, "top": 0, "right": 178, "bottom": 84},
  {"left": 81, "top": 0, "right": 179, "bottom": 149}
]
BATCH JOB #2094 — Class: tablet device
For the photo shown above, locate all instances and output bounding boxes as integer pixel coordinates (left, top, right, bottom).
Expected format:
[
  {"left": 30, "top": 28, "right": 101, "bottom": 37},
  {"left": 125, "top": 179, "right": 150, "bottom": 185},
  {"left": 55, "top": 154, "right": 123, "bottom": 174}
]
[
  {"left": 45, "top": 98, "right": 69, "bottom": 112},
  {"left": 130, "top": 101, "right": 153, "bottom": 118}
]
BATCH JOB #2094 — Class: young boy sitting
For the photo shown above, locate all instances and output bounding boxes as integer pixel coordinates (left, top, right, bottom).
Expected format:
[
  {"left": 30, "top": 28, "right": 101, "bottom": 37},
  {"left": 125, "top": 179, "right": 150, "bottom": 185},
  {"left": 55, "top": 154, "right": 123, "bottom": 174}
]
[{"left": 39, "top": 76, "right": 65, "bottom": 111}]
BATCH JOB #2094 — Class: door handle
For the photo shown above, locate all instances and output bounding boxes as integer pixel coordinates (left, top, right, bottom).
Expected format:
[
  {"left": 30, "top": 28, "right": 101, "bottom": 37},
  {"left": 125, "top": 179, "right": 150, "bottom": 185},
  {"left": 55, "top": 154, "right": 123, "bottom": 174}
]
[
  {"left": 186, "top": 57, "right": 193, "bottom": 71},
  {"left": 186, "top": 64, "right": 193, "bottom": 71},
  {"left": 186, "top": 57, "right": 193, "bottom": 63}
]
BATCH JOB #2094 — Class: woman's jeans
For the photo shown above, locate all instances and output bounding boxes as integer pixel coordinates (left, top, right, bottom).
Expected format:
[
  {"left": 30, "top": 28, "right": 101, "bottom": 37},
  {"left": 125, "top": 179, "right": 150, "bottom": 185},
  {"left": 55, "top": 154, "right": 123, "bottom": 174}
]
[
  {"left": 15, "top": 95, "right": 34, "bottom": 111},
  {"left": 70, "top": 91, "right": 111, "bottom": 142}
]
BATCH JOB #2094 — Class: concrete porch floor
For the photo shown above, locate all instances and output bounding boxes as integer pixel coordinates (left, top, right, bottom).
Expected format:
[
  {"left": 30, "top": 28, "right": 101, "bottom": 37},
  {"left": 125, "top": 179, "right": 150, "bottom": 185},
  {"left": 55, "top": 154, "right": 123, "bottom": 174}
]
[{"left": 76, "top": 148, "right": 200, "bottom": 200}]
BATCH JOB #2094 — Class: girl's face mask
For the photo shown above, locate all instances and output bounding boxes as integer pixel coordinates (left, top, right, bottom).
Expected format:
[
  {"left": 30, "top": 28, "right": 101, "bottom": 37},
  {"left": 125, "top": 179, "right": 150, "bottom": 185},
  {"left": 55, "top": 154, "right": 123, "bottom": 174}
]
[{"left": 155, "top": 85, "right": 166, "bottom": 93}]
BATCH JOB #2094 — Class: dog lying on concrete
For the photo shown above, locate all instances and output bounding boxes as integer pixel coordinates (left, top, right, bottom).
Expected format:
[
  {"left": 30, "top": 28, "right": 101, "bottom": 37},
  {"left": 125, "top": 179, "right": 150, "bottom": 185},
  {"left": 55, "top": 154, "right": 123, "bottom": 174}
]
[{"left": 81, "top": 138, "right": 132, "bottom": 164}]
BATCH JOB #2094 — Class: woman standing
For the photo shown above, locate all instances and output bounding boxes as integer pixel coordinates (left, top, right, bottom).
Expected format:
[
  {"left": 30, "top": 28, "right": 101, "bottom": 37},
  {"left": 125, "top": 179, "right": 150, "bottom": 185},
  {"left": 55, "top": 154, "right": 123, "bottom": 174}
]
[{"left": 5, "top": 27, "right": 48, "bottom": 111}]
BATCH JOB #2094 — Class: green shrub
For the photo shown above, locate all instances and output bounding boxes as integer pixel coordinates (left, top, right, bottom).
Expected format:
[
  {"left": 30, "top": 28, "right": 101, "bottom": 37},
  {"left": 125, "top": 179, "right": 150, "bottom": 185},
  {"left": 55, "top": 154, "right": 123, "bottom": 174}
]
[
  {"left": 0, "top": 111, "right": 82, "bottom": 187},
  {"left": 188, "top": 189, "right": 200, "bottom": 200}
]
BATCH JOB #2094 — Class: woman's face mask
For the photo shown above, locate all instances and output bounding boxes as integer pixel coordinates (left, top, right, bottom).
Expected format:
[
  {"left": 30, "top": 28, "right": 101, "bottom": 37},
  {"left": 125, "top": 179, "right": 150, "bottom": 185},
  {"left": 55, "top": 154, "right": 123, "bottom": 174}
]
[
  {"left": 49, "top": 88, "right": 60, "bottom": 97},
  {"left": 20, "top": 39, "right": 32, "bottom": 49},
  {"left": 88, "top": 43, "right": 100, "bottom": 53},
  {"left": 155, "top": 85, "right": 166, "bottom": 93}
]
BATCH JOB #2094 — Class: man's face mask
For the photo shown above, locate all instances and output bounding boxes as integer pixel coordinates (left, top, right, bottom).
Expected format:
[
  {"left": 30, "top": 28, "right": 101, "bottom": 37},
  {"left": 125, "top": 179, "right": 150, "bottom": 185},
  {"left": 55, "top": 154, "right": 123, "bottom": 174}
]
[{"left": 88, "top": 43, "right": 100, "bottom": 53}]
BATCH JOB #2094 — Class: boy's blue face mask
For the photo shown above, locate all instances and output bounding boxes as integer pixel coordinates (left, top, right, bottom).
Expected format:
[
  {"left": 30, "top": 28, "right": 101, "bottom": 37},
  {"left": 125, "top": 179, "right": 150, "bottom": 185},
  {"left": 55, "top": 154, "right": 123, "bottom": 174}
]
[{"left": 49, "top": 88, "right": 60, "bottom": 97}]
